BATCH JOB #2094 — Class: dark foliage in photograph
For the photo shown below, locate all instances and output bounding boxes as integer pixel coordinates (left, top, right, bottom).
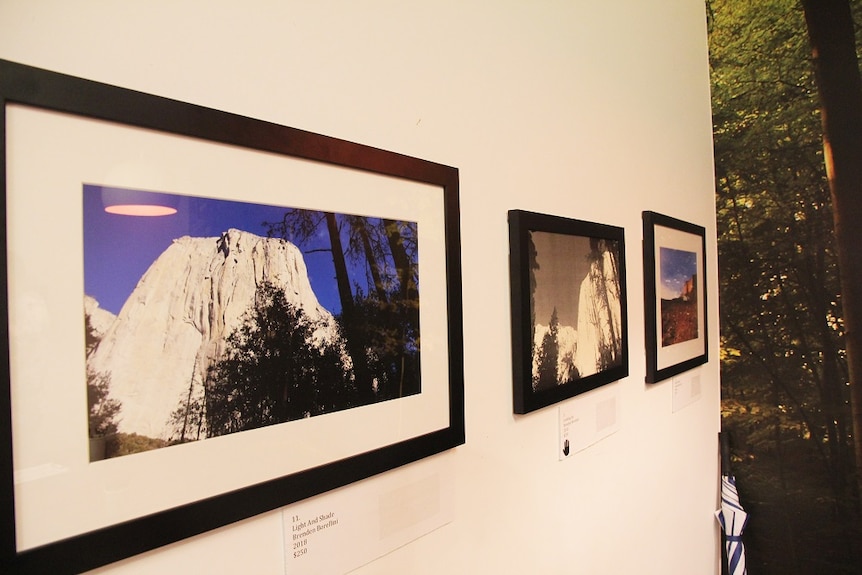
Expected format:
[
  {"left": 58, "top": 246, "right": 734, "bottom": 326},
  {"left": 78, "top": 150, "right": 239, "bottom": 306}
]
[
  {"left": 350, "top": 287, "right": 421, "bottom": 401},
  {"left": 587, "top": 239, "right": 624, "bottom": 372},
  {"left": 266, "top": 210, "right": 421, "bottom": 403},
  {"left": 534, "top": 307, "right": 561, "bottom": 392},
  {"left": 204, "top": 283, "right": 357, "bottom": 436},
  {"left": 85, "top": 313, "right": 122, "bottom": 461},
  {"left": 87, "top": 372, "right": 120, "bottom": 439}
]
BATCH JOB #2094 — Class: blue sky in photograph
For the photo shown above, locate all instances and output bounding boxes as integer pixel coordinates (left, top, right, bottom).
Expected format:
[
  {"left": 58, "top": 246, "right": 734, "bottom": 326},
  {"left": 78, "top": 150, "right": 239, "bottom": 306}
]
[
  {"left": 659, "top": 247, "right": 697, "bottom": 300},
  {"left": 83, "top": 185, "right": 358, "bottom": 316}
]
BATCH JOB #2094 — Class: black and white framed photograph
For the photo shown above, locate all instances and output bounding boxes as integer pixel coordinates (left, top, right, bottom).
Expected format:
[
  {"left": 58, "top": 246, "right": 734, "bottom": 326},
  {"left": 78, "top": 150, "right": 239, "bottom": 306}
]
[
  {"left": 642, "top": 211, "right": 708, "bottom": 383},
  {"left": 0, "top": 59, "right": 464, "bottom": 574},
  {"left": 509, "top": 210, "right": 628, "bottom": 414}
]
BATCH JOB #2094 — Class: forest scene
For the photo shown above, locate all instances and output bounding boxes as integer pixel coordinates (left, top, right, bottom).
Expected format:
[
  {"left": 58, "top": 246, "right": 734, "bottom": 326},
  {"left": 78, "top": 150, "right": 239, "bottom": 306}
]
[
  {"left": 709, "top": 0, "right": 862, "bottom": 572},
  {"left": 84, "top": 186, "right": 420, "bottom": 460},
  {"left": 528, "top": 231, "right": 623, "bottom": 393}
]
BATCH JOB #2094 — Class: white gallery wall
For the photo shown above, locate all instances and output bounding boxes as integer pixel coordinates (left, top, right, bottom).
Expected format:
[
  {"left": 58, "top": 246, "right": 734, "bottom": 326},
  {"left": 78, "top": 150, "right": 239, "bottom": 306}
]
[{"left": 0, "top": 1, "right": 720, "bottom": 573}]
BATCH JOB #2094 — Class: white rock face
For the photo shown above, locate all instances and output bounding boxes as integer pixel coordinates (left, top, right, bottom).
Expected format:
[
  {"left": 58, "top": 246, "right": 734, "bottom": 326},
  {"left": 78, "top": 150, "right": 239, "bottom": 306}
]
[
  {"left": 84, "top": 295, "right": 117, "bottom": 343},
  {"left": 531, "top": 245, "right": 622, "bottom": 385},
  {"left": 574, "top": 248, "right": 623, "bottom": 378},
  {"left": 87, "top": 229, "right": 338, "bottom": 439}
]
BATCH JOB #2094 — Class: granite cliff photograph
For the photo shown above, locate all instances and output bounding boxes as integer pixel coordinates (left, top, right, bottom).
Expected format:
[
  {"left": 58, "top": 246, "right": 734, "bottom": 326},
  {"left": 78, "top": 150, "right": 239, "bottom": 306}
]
[
  {"left": 84, "top": 185, "right": 420, "bottom": 461},
  {"left": 528, "top": 231, "right": 624, "bottom": 392}
]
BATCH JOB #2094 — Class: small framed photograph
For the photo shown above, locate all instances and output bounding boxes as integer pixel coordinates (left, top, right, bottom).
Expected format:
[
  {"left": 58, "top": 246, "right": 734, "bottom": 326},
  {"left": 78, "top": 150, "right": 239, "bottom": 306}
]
[
  {"left": 508, "top": 210, "right": 628, "bottom": 414},
  {"left": 0, "top": 59, "right": 464, "bottom": 574},
  {"left": 642, "top": 211, "right": 708, "bottom": 383}
]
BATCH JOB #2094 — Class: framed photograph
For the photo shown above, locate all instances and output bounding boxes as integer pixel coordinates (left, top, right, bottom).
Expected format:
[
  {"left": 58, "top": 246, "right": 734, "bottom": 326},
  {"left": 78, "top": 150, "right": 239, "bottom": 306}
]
[
  {"left": 0, "top": 59, "right": 464, "bottom": 574},
  {"left": 509, "top": 210, "right": 628, "bottom": 414},
  {"left": 642, "top": 211, "right": 707, "bottom": 383}
]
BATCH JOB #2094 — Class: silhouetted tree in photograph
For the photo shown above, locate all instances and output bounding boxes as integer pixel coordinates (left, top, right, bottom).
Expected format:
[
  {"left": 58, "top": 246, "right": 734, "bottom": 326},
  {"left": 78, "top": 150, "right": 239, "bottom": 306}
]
[
  {"left": 85, "top": 312, "right": 122, "bottom": 461},
  {"left": 535, "top": 307, "right": 560, "bottom": 391},
  {"left": 265, "top": 209, "right": 421, "bottom": 404},
  {"left": 204, "top": 282, "right": 357, "bottom": 436},
  {"left": 87, "top": 371, "right": 120, "bottom": 439},
  {"left": 527, "top": 232, "right": 540, "bottom": 365},
  {"left": 587, "top": 239, "right": 623, "bottom": 372}
]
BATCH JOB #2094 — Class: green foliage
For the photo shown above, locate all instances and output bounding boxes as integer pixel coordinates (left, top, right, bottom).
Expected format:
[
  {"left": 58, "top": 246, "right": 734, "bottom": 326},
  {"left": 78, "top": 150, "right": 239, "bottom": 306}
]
[
  {"left": 710, "top": 0, "right": 850, "bottom": 468},
  {"left": 204, "top": 282, "right": 358, "bottom": 437},
  {"left": 87, "top": 371, "right": 121, "bottom": 438},
  {"left": 709, "top": 0, "right": 862, "bottom": 571},
  {"left": 85, "top": 312, "right": 121, "bottom": 440}
]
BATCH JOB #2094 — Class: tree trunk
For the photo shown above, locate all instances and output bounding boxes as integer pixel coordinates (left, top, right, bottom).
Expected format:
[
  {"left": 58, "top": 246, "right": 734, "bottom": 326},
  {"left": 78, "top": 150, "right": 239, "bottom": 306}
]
[
  {"left": 356, "top": 220, "right": 388, "bottom": 302},
  {"left": 325, "top": 212, "right": 375, "bottom": 403},
  {"left": 383, "top": 219, "right": 416, "bottom": 301},
  {"left": 325, "top": 213, "right": 355, "bottom": 318},
  {"left": 802, "top": 0, "right": 862, "bottom": 505},
  {"left": 382, "top": 219, "right": 418, "bottom": 396}
]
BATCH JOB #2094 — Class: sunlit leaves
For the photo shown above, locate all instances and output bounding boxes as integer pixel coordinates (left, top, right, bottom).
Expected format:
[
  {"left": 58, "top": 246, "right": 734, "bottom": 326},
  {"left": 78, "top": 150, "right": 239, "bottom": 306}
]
[{"left": 709, "top": 0, "right": 848, "bottom": 461}]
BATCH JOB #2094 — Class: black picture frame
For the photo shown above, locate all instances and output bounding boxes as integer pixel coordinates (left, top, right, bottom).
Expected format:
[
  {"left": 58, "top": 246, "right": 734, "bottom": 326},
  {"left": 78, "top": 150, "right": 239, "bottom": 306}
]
[
  {"left": 0, "top": 59, "right": 464, "bottom": 574},
  {"left": 642, "top": 211, "right": 708, "bottom": 383},
  {"left": 509, "top": 210, "right": 628, "bottom": 414}
]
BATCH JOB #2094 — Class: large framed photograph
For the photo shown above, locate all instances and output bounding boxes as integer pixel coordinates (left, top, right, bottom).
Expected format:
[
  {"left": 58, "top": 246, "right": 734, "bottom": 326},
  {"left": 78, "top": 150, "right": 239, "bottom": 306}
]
[
  {"left": 642, "top": 211, "right": 707, "bottom": 383},
  {"left": 509, "top": 210, "right": 628, "bottom": 414},
  {"left": 0, "top": 59, "right": 464, "bottom": 574}
]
